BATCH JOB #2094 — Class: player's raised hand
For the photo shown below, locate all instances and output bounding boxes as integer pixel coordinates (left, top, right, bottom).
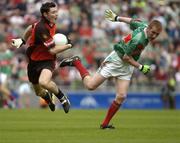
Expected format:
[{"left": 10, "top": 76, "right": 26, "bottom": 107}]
[
  {"left": 139, "top": 65, "right": 151, "bottom": 74},
  {"left": 11, "top": 38, "right": 25, "bottom": 48},
  {"left": 105, "top": 9, "right": 117, "bottom": 22}
]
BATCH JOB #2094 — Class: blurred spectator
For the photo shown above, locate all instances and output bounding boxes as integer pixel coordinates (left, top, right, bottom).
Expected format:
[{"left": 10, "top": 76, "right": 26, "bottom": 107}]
[
  {"left": 78, "top": 18, "right": 93, "bottom": 40},
  {"left": 0, "top": 42, "right": 16, "bottom": 108},
  {"left": 161, "top": 70, "right": 176, "bottom": 109},
  {"left": 11, "top": 55, "right": 31, "bottom": 108},
  {"left": 82, "top": 40, "right": 95, "bottom": 67}
]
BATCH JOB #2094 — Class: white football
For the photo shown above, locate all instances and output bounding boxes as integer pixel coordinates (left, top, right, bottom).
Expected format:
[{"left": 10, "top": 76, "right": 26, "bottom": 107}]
[{"left": 53, "top": 33, "right": 68, "bottom": 46}]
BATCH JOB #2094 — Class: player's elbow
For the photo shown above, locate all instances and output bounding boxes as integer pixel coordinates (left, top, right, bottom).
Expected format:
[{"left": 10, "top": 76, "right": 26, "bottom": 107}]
[
  {"left": 49, "top": 48, "right": 56, "bottom": 55},
  {"left": 122, "top": 54, "right": 131, "bottom": 62}
]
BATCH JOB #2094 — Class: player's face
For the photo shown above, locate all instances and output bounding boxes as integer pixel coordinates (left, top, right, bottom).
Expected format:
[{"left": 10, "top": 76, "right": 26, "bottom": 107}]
[
  {"left": 44, "top": 6, "right": 58, "bottom": 24},
  {"left": 147, "top": 26, "right": 161, "bottom": 41}
]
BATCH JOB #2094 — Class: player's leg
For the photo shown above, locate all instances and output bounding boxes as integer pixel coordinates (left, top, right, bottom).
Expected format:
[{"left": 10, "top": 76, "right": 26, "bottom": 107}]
[
  {"left": 59, "top": 56, "right": 89, "bottom": 79},
  {"left": 82, "top": 73, "right": 106, "bottom": 90},
  {"left": 27, "top": 61, "right": 57, "bottom": 111},
  {"left": 39, "top": 69, "right": 70, "bottom": 113},
  {"left": 0, "top": 75, "right": 15, "bottom": 108},
  {"left": 100, "top": 79, "right": 130, "bottom": 129},
  {"left": 59, "top": 56, "right": 106, "bottom": 89},
  {"left": 38, "top": 69, "right": 57, "bottom": 93},
  {"left": 33, "top": 84, "right": 55, "bottom": 111}
]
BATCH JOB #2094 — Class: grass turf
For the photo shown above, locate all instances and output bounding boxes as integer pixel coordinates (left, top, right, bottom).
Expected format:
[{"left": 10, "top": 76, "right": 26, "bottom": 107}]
[{"left": 0, "top": 109, "right": 179, "bottom": 143}]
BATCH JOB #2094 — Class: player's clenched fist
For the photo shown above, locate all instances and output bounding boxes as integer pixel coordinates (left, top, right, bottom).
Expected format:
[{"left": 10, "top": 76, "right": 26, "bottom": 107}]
[
  {"left": 11, "top": 38, "right": 25, "bottom": 48},
  {"left": 139, "top": 65, "right": 151, "bottom": 74},
  {"left": 105, "top": 9, "right": 118, "bottom": 22}
]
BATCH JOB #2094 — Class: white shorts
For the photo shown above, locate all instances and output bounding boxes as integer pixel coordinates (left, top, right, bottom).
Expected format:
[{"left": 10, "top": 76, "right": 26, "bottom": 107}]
[
  {"left": 97, "top": 51, "right": 134, "bottom": 80},
  {"left": 18, "top": 83, "right": 31, "bottom": 95},
  {"left": 0, "top": 73, "right": 8, "bottom": 84}
]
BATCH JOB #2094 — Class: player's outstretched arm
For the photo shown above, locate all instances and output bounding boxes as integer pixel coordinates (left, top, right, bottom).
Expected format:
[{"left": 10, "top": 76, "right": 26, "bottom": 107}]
[
  {"left": 23, "top": 25, "right": 32, "bottom": 42},
  {"left": 105, "top": 9, "right": 132, "bottom": 24},
  {"left": 11, "top": 25, "right": 32, "bottom": 48},
  {"left": 122, "top": 54, "right": 150, "bottom": 74}
]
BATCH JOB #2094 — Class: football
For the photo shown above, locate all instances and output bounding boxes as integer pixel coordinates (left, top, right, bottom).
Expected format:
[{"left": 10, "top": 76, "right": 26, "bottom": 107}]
[{"left": 53, "top": 33, "right": 68, "bottom": 46}]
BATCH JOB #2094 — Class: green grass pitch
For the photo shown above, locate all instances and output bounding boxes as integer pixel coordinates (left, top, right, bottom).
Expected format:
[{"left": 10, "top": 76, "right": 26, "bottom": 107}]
[{"left": 0, "top": 109, "right": 180, "bottom": 143}]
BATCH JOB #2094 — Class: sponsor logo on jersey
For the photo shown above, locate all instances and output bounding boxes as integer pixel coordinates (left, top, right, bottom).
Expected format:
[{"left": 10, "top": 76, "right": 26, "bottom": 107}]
[{"left": 123, "top": 34, "right": 132, "bottom": 43}]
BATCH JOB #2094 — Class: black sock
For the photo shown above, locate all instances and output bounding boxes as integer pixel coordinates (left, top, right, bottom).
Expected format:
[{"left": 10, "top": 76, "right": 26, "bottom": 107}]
[
  {"left": 42, "top": 92, "right": 50, "bottom": 103},
  {"left": 55, "top": 89, "right": 64, "bottom": 100}
]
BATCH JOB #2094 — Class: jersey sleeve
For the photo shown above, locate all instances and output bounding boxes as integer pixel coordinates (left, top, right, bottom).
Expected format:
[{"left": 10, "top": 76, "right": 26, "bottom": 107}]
[
  {"left": 130, "top": 19, "right": 146, "bottom": 30},
  {"left": 34, "top": 24, "right": 55, "bottom": 49}
]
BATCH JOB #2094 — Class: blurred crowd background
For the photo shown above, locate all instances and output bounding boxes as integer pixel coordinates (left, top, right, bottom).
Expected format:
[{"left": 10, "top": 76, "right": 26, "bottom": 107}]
[{"left": 0, "top": 0, "right": 180, "bottom": 108}]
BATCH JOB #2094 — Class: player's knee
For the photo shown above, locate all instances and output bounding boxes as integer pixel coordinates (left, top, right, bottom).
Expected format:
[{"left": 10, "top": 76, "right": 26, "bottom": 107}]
[
  {"left": 36, "top": 92, "right": 43, "bottom": 97},
  {"left": 39, "top": 79, "right": 48, "bottom": 88},
  {"left": 35, "top": 90, "right": 46, "bottom": 97},
  {"left": 116, "top": 93, "right": 127, "bottom": 104},
  {"left": 86, "top": 83, "right": 97, "bottom": 91}
]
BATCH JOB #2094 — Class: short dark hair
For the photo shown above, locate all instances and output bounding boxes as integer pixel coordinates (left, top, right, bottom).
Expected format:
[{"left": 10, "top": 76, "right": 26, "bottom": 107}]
[{"left": 40, "top": 2, "right": 57, "bottom": 15}]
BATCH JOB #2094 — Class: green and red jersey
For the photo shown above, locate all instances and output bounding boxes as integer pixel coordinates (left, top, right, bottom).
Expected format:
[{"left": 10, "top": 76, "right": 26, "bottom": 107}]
[
  {"left": 0, "top": 50, "right": 13, "bottom": 75},
  {"left": 114, "top": 19, "right": 149, "bottom": 61}
]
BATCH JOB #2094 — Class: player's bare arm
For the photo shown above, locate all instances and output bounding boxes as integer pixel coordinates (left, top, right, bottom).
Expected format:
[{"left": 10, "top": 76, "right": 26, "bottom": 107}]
[
  {"left": 105, "top": 9, "right": 132, "bottom": 24},
  {"left": 11, "top": 25, "right": 32, "bottom": 48},
  {"left": 49, "top": 44, "right": 72, "bottom": 55},
  {"left": 122, "top": 54, "right": 150, "bottom": 74},
  {"left": 23, "top": 25, "right": 32, "bottom": 41},
  {"left": 122, "top": 54, "right": 140, "bottom": 68}
]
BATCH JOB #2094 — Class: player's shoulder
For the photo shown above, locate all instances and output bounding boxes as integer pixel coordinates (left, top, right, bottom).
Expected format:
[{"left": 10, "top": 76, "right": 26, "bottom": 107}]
[
  {"left": 141, "top": 21, "right": 148, "bottom": 28},
  {"left": 34, "top": 19, "right": 48, "bottom": 32},
  {"left": 36, "top": 19, "right": 46, "bottom": 27},
  {"left": 130, "top": 18, "right": 147, "bottom": 31}
]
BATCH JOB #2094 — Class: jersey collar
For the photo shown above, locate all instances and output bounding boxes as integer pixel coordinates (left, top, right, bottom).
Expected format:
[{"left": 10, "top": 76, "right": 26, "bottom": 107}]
[
  {"left": 144, "top": 27, "right": 148, "bottom": 38},
  {"left": 144, "top": 27, "right": 149, "bottom": 43},
  {"left": 41, "top": 16, "right": 55, "bottom": 28}
]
